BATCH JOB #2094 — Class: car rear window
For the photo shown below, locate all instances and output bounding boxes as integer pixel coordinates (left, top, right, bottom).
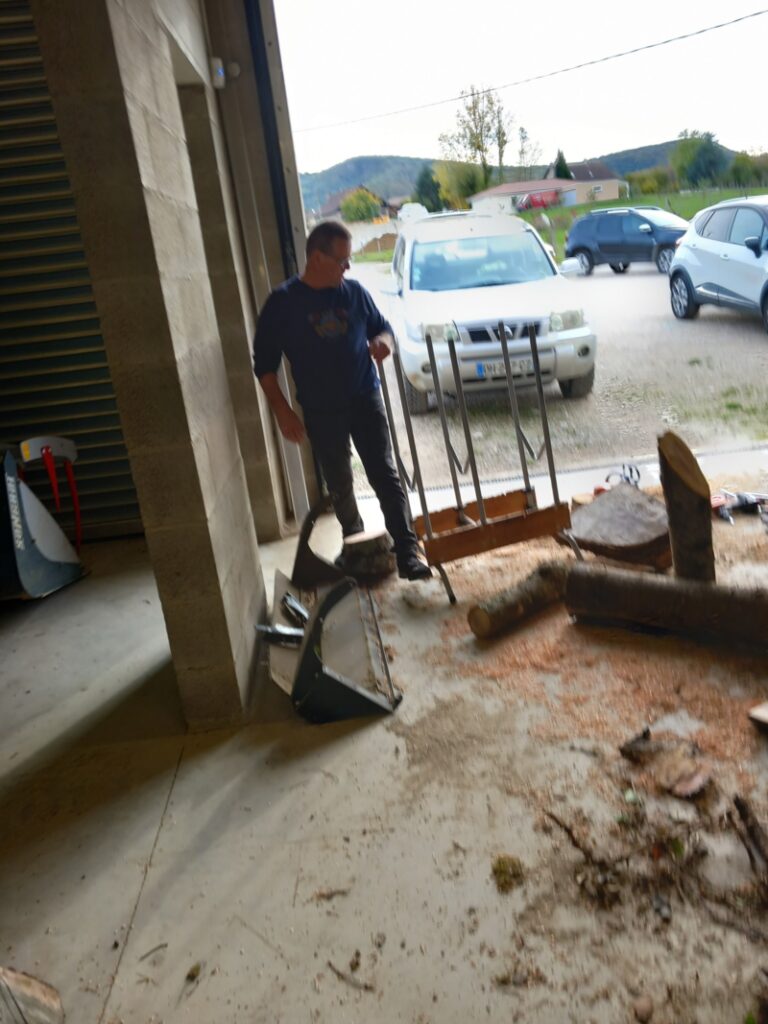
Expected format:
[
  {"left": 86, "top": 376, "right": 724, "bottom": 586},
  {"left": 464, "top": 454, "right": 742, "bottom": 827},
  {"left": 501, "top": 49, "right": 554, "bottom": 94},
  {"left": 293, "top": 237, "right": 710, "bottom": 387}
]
[
  {"left": 410, "top": 232, "right": 554, "bottom": 292},
  {"left": 701, "top": 208, "right": 734, "bottom": 242}
]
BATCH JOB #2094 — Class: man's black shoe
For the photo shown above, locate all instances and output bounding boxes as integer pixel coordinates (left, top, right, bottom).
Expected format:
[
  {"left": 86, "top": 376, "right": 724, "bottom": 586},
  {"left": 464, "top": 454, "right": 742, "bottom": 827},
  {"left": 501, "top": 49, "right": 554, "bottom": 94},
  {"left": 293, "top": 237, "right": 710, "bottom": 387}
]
[{"left": 397, "top": 553, "right": 433, "bottom": 581}]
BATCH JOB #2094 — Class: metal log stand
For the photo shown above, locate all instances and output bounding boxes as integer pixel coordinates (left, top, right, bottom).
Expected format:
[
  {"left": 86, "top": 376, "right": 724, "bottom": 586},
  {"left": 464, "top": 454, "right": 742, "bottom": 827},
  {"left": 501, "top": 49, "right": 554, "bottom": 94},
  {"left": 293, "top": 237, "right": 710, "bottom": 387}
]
[{"left": 382, "top": 322, "right": 571, "bottom": 603}]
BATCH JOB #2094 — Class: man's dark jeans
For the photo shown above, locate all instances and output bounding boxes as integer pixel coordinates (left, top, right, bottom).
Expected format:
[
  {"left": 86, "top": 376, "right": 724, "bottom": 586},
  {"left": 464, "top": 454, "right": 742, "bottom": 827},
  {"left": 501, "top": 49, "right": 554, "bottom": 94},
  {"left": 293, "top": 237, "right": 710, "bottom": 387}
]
[{"left": 303, "top": 387, "right": 418, "bottom": 558}]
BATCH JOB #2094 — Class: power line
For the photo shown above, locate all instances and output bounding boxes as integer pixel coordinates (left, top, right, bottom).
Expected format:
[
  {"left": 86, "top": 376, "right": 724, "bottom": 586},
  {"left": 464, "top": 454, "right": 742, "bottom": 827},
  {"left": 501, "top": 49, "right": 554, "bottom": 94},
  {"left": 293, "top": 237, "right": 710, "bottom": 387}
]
[{"left": 295, "top": 10, "right": 768, "bottom": 133}]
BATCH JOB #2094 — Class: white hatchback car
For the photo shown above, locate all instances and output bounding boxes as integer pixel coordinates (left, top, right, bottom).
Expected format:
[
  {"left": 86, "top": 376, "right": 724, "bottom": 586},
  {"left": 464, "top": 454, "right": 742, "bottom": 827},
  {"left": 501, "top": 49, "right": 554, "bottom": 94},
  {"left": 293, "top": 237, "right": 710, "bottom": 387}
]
[
  {"left": 386, "top": 213, "right": 597, "bottom": 414},
  {"left": 669, "top": 196, "right": 768, "bottom": 330}
]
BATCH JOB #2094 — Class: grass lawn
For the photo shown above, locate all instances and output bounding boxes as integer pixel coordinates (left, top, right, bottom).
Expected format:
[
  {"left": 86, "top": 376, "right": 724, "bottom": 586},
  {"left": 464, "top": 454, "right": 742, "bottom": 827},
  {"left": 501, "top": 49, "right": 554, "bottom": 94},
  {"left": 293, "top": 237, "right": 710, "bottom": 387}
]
[
  {"left": 519, "top": 187, "right": 767, "bottom": 260},
  {"left": 351, "top": 248, "right": 394, "bottom": 264}
]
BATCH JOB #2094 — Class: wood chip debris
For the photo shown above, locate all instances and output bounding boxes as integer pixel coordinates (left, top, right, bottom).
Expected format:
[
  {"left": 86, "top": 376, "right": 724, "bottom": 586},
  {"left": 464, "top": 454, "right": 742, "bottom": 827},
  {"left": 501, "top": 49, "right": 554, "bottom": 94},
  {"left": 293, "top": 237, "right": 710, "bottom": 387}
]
[
  {"left": 310, "top": 887, "right": 350, "bottom": 902},
  {"left": 491, "top": 854, "right": 525, "bottom": 893},
  {"left": 327, "top": 960, "right": 375, "bottom": 992}
]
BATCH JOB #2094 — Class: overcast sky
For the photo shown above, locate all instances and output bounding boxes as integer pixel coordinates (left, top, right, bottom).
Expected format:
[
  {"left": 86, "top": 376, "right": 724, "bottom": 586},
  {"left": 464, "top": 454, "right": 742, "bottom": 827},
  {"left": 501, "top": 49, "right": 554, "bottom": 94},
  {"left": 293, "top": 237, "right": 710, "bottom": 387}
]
[{"left": 272, "top": 1, "right": 767, "bottom": 174}]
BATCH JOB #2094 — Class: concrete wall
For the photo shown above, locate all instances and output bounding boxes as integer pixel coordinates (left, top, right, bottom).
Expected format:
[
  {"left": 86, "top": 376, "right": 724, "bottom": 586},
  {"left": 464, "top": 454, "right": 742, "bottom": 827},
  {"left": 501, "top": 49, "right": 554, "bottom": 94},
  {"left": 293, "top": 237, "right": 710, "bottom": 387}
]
[{"left": 31, "top": 0, "right": 268, "bottom": 728}]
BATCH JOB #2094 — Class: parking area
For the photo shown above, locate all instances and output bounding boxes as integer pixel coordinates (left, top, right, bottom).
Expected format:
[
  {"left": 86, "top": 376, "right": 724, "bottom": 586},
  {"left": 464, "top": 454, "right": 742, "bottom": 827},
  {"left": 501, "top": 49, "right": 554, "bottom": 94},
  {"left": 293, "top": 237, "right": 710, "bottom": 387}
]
[{"left": 352, "top": 262, "right": 768, "bottom": 490}]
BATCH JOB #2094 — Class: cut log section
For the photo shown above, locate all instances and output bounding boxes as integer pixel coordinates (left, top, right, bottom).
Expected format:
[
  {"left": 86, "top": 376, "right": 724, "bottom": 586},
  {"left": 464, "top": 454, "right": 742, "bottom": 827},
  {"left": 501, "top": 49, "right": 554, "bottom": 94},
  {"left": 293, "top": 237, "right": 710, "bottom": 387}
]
[
  {"left": 658, "top": 431, "right": 715, "bottom": 582},
  {"left": 565, "top": 562, "right": 768, "bottom": 649},
  {"left": 468, "top": 560, "right": 570, "bottom": 639},
  {"left": 0, "top": 966, "right": 64, "bottom": 1024},
  {"left": 339, "top": 530, "right": 396, "bottom": 579},
  {"left": 749, "top": 702, "right": 768, "bottom": 729},
  {"left": 566, "top": 483, "right": 671, "bottom": 569}
]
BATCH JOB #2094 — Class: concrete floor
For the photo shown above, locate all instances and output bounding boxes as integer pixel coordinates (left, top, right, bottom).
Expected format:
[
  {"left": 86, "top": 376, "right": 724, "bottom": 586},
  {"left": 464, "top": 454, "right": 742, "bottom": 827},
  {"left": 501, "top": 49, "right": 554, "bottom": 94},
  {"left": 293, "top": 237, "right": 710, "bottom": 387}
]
[{"left": 2, "top": 454, "right": 767, "bottom": 1023}]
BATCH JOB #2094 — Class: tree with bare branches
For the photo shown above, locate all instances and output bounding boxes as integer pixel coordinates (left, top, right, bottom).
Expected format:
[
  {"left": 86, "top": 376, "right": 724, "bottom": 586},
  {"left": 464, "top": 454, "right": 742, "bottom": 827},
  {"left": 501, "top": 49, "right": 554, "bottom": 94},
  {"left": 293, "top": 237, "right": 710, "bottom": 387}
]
[{"left": 439, "top": 86, "right": 512, "bottom": 188}]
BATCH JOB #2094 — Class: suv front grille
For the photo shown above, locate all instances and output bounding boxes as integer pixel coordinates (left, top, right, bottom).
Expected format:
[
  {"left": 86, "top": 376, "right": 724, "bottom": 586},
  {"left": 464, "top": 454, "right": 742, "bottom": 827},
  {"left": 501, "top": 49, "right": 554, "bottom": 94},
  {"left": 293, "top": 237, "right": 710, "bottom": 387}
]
[{"left": 467, "top": 321, "right": 543, "bottom": 344}]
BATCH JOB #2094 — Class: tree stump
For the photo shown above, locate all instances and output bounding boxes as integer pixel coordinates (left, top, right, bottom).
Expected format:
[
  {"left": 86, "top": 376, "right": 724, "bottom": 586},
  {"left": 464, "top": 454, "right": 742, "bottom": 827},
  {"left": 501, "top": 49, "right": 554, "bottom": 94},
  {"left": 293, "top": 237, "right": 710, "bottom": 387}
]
[
  {"left": 658, "top": 431, "right": 715, "bottom": 582},
  {"left": 468, "top": 560, "right": 569, "bottom": 639},
  {"left": 340, "top": 530, "right": 395, "bottom": 579}
]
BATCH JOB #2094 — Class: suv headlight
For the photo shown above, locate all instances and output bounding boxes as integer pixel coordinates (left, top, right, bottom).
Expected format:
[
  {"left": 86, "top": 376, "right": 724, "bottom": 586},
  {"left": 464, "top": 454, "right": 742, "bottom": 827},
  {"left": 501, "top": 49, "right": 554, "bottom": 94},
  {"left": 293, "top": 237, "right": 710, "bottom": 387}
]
[
  {"left": 423, "top": 321, "right": 459, "bottom": 344},
  {"left": 549, "top": 309, "right": 584, "bottom": 332},
  {"left": 406, "top": 320, "right": 459, "bottom": 344}
]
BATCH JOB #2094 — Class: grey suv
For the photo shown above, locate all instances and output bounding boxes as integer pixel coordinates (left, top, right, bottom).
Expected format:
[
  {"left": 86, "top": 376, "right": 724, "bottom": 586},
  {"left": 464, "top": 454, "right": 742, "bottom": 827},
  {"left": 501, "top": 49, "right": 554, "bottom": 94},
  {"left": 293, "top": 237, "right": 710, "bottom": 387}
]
[{"left": 565, "top": 207, "right": 689, "bottom": 275}]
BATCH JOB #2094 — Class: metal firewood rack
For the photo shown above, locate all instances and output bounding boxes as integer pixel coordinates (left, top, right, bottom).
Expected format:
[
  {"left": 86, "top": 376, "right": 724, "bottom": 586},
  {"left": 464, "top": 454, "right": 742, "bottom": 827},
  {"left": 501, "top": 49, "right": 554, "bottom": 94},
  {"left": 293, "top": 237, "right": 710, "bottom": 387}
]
[{"left": 381, "top": 321, "right": 573, "bottom": 603}]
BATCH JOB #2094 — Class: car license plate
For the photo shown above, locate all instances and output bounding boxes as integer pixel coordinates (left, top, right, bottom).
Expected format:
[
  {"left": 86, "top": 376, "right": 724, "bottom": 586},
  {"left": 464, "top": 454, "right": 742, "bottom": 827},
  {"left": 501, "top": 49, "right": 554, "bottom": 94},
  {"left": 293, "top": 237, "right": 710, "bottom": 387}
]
[{"left": 476, "top": 357, "right": 533, "bottom": 379}]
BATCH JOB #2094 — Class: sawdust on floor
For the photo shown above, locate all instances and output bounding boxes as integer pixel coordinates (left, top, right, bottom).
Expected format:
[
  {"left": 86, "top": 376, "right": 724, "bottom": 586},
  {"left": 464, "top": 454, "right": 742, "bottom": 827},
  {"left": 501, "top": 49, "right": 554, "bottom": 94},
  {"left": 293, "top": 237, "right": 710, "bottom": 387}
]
[{"left": 376, "top": 475, "right": 768, "bottom": 1023}]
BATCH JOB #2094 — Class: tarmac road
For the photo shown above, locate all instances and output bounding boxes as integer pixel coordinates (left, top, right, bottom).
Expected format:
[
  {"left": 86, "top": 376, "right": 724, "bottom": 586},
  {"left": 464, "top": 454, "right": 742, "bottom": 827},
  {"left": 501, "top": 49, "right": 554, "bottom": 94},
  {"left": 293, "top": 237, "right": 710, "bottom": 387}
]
[{"left": 350, "top": 261, "right": 768, "bottom": 490}]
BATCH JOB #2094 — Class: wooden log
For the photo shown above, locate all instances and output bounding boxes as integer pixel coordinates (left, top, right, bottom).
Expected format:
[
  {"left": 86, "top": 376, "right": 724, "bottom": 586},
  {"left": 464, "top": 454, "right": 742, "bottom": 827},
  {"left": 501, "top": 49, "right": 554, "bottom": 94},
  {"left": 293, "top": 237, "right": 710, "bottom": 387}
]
[
  {"left": 658, "top": 431, "right": 715, "bottom": 582},
  {"left": 468, "top": 560, "right": 569, "bottom": 639},
  {"left": 565, "top": 562, "right": 768, "bottom": 649},
  {"left": 0, "top": 967, "right": 64, "bottom": 1023}
]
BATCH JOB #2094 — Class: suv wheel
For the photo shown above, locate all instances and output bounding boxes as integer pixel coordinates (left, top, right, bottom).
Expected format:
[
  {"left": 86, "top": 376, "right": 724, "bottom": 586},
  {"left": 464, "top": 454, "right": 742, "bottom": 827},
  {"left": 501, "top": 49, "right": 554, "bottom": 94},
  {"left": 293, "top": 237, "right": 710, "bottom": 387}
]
[
  {"left": 559, "top": 366, "right": 595, "bottom": 399},
  {"left": 656, "top": 246, "right": 675, "bottom": 274},
  {"left": 574, "top": 249, "right": 594, "bottom": 276},
  {"left": 610, "top": 262, "right": 629, "bottom": 273},
  {"left": 670, "top": 273, "right": 699, "bottom": 320},
  {"left": 404, "top": 376, "right": 430, "bottom": 415}
]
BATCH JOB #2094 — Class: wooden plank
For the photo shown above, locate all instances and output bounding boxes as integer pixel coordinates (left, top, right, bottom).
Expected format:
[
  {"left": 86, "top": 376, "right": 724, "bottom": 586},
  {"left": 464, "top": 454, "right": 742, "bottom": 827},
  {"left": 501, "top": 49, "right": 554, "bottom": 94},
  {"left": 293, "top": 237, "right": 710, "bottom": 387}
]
[
  {"left": 414, "top": 488, "right": 530, "bottom": 538},
  {"left": 423, "top": 503, "right": 571, "bottom": 565}
]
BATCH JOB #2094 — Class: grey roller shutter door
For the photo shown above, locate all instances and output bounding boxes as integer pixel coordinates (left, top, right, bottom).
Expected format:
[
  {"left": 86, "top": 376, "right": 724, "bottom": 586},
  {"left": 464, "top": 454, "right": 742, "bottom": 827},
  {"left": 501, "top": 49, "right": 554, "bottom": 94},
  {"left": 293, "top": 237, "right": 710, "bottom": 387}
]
[{"left": 0, "top": 0, "right": 142, "bottom": 539}]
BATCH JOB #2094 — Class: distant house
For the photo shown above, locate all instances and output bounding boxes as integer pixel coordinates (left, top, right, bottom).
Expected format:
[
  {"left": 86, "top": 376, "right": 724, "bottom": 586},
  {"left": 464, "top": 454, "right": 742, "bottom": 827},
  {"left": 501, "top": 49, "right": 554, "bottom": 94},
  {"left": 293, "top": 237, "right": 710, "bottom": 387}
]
[
  {"left": 386, "top": 195, "right": 411, "bottom": 215},
  {"left": 318, "top": 185, "right": 391, "bottom": 222},
  {"left": 544, "top": 160, "right": 627, "bottom": 202},
  {"left": 469, "top": 178, "right": 579, "bottom": 214}
]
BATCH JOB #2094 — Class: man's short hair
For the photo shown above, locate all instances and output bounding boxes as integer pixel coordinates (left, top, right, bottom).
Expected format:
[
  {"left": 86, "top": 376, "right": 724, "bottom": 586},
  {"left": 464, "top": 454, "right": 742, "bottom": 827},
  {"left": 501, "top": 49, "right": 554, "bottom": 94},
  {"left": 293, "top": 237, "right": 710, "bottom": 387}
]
[{"left": 306, "top": 220, "right": 351, "bottom": 257}]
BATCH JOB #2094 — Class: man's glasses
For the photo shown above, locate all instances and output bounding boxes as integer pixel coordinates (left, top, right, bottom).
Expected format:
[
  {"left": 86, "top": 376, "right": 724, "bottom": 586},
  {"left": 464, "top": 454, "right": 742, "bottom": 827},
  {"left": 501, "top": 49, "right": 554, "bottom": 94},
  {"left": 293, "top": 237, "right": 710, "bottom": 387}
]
[{"left": 321, "top": 251, "right": 350, "bottom": 269}]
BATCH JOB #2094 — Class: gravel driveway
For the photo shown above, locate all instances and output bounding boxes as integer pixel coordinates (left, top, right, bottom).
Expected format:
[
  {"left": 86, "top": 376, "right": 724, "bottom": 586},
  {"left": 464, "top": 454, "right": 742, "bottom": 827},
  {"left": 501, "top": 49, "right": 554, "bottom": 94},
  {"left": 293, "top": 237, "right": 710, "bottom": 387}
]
[{"left": 351, "top": 262, "right": 768, "bottom": 491}]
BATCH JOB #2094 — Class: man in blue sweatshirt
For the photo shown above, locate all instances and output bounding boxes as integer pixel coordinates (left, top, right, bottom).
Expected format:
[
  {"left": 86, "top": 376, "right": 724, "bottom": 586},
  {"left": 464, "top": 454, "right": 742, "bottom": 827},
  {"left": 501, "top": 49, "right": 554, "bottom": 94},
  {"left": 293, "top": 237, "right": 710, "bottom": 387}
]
[{"left": 253, "top": 220, "right": 431, "bottom": 581}]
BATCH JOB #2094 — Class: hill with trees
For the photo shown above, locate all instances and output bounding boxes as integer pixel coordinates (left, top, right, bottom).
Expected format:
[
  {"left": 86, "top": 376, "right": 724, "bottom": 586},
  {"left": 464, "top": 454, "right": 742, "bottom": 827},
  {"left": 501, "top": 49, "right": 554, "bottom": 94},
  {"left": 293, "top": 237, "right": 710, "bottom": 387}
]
[
  {"left": 595, "top": 139, "right": 736, "bottom": 178},
  {"left": 298, "top": 138, "right": 752, "bottom": 215},
  {"left": 299, "top": 156, "right": 433, "bottom": 214}
]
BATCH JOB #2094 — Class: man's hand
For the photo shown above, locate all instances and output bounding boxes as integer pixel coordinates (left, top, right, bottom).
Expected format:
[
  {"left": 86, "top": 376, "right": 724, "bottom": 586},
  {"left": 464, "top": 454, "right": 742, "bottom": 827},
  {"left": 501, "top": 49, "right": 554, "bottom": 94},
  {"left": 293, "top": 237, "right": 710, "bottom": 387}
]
[
  {"left": 368, "top": 334, "right": 392, "bottom": 364},
  {"left": 275, "top": 404, "right": 305, "bottom": 444}
]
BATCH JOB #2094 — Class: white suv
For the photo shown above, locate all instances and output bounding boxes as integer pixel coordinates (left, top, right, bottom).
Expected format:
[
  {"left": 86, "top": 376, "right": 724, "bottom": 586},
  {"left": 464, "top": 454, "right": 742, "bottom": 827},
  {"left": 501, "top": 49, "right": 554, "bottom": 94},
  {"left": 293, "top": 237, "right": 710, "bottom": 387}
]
[
  {"left": 669, "top": 196, "right": 768, "bottom": 331},
  {"left": 387, "top": 213, "right": 597, "bottom": 414}
]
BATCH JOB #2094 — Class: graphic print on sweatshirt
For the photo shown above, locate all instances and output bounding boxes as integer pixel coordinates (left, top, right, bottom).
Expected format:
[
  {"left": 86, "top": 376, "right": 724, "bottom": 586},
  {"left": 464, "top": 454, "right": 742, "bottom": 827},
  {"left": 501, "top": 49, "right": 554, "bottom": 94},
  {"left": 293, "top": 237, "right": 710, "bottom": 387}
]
[{"left": 309, "top": 308, "right": 349, "bottom": 340}]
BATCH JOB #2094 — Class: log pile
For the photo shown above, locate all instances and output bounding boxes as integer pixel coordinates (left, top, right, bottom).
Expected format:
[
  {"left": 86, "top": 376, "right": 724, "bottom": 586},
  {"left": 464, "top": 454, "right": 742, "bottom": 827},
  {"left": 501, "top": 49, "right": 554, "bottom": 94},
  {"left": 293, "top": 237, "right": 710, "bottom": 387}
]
[{"left": 468, "top": 432, "right": 768, "bottom": 650}]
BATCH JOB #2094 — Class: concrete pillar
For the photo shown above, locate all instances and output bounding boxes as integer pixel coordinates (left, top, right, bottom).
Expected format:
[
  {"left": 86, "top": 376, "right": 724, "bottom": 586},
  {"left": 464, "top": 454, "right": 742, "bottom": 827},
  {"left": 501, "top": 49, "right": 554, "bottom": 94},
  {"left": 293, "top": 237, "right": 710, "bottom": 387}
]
[
  {"left": 205, "top": 0, "right": 320, "bottom": 509},
  {"left": 30, "top": 0, "right": 265, "bottom": 728},
  {"left": 178, "top": 84, "right": 286, "bottom": 541}
]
